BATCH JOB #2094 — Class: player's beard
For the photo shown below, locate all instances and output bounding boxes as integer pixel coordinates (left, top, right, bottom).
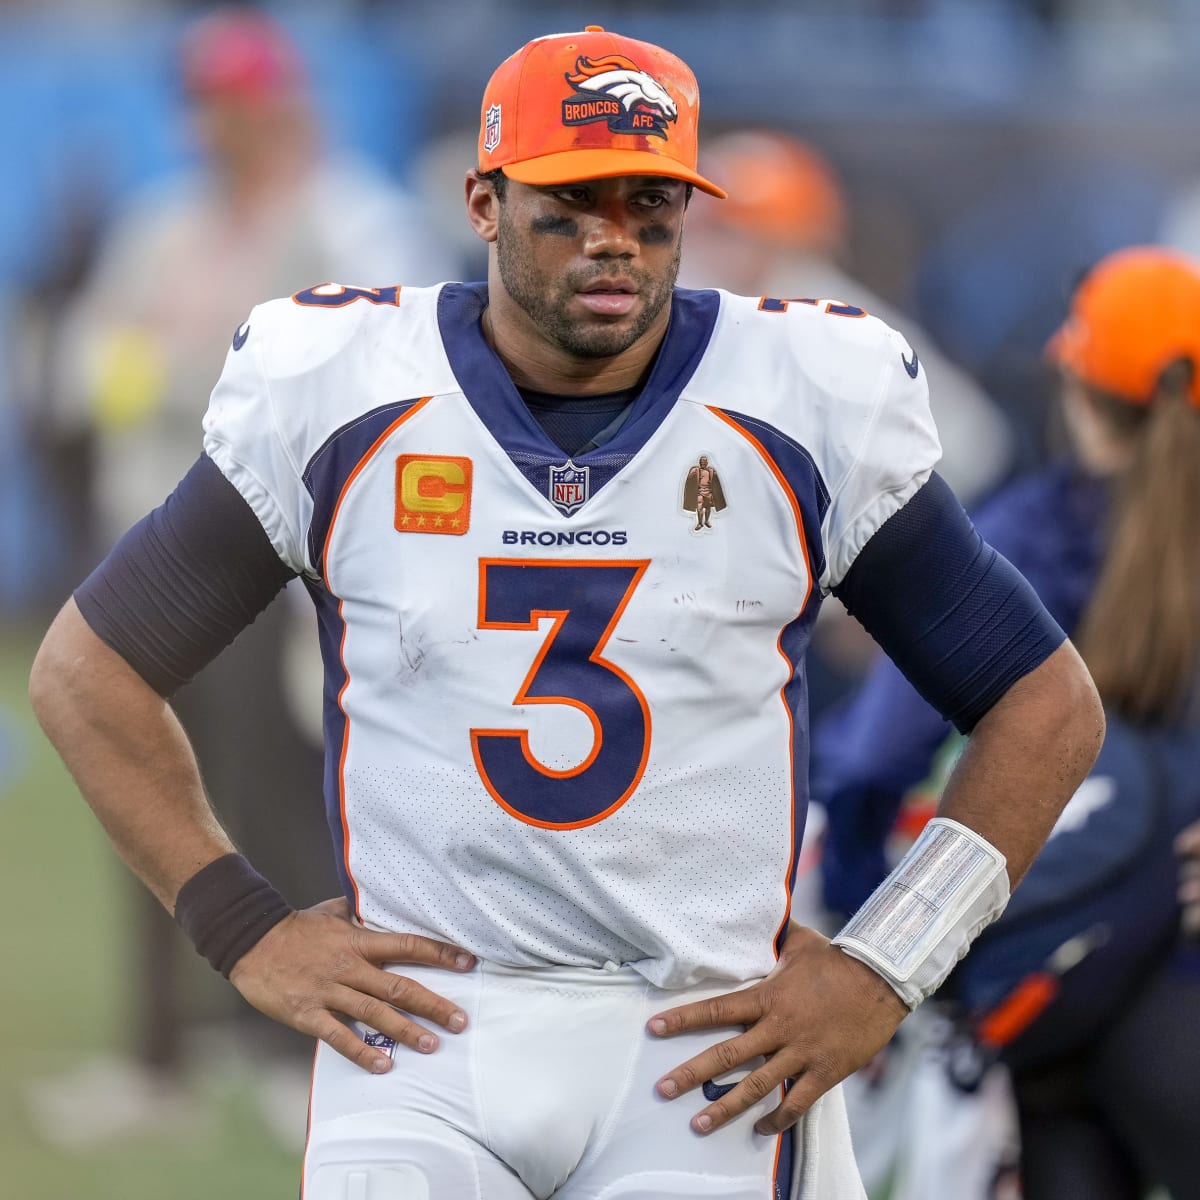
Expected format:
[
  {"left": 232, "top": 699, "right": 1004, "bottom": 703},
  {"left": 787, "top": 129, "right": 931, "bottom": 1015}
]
[{"left": 495, "top": 209, "right": 681, "bottom": 360}]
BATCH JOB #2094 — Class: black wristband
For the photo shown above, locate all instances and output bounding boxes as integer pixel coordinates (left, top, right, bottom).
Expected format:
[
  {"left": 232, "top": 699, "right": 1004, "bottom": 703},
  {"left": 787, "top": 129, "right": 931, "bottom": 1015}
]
[{"left": 173, "top": 853, "right": 293, "bottom": 978}]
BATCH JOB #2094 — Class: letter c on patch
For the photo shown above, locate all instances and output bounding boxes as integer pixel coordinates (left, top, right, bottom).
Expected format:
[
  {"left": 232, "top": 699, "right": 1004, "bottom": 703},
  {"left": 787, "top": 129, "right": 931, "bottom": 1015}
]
[{"left": 395, "top": 455, "right": 472, "bottom": 535}]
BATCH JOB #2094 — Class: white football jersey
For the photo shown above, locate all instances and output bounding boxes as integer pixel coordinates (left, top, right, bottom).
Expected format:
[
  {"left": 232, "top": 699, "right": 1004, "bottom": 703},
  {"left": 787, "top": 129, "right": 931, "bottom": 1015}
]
[{"left": 203, "top": 282, "right": 939, "bottom": 988}]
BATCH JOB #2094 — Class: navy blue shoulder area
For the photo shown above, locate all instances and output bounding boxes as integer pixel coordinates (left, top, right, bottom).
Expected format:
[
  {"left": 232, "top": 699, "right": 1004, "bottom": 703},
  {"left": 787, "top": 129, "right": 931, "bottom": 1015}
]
[
  {"left": 434, "top": 283, "right": 721, "bottom": 510},
  {"left": 835, "top": 472, "right": 1066, "bottom": 732},
  {"left": 75, "top": 454, "right": 294, "bottom": 696},
  {"left": 709, "top": 407, "right": 831, "bottom": 582},
  {"left": 434, "top": 284, "right": 720, "bottom": 419},
  {"left": 303, "top": 398, "right": 427, "bottom": 575}
]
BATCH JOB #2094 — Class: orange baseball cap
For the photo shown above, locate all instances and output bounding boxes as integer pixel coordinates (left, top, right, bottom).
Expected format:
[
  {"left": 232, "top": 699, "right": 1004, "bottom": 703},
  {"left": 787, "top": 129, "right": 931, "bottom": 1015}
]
[
  {"left": 1047, "top": 246, "right": 1200, "bottom": 407},
  {"left": 477, "top": 26, "right": 726, "bottom": 198},
  {"left": 699, "top": 130, "right": 846, "bottom": 253}
]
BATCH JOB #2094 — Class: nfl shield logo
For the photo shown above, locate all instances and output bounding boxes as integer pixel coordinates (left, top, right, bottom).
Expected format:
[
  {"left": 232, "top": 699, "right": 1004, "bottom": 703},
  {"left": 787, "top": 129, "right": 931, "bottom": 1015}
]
[
  {"left": 549, "top": 460, "right": 589, "bottom": 514},
  {"left": 484, "top": 104, "right": 502, "bottom": 153}
]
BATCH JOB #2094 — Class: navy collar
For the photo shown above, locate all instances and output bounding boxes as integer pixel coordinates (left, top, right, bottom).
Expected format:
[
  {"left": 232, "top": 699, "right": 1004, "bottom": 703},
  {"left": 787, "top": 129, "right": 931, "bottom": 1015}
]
[{"left": 436, "top": 282, "right": 719, "bottom": 512}]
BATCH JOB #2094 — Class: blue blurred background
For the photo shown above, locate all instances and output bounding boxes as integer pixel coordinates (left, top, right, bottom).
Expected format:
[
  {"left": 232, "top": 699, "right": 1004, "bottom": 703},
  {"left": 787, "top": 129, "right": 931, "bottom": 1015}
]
[{"left": 3, "top": 0, "right": 1200, "bottom": 612}]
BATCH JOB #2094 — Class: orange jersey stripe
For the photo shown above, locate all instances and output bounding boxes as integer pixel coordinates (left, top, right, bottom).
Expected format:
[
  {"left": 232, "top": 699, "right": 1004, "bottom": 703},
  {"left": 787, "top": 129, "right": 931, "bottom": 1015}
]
[{"left": 707, "top": 405, "right": 818, "bottom": 954}]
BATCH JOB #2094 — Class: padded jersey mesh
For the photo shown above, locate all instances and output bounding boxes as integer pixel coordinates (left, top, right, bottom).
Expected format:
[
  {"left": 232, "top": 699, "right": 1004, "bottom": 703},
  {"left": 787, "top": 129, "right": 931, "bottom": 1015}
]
[
  {"left": 833, "top": 472, "right": 1065, "bottom": 732},
  {"left": 74, "top": 454, "right": 294, "bottom": 696}
]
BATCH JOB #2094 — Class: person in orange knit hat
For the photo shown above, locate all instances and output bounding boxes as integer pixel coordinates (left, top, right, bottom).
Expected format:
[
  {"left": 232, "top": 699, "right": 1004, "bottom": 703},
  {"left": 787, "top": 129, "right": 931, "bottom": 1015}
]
[{"left": 31, "top": 26, "right": 1102, "bottom": 1198}]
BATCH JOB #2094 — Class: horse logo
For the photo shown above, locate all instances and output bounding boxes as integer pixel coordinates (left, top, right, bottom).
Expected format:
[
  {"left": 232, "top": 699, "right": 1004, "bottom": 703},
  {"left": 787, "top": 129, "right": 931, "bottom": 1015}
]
[{"left": 561, "top": 55, "right": 678, "bottom": 139}]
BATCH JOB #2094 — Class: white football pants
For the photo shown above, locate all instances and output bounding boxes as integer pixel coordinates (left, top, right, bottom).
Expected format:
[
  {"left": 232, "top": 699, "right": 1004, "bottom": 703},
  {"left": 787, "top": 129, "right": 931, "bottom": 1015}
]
[{"left": 303, "top": 959, "right": 866, "bottom": 1200}]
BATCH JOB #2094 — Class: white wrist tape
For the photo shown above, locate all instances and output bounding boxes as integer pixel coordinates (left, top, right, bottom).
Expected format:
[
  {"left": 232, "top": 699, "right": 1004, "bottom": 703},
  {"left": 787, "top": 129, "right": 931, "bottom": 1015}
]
[{"left": 831, "top": 817, "right": 1010, "bottom": 1010}]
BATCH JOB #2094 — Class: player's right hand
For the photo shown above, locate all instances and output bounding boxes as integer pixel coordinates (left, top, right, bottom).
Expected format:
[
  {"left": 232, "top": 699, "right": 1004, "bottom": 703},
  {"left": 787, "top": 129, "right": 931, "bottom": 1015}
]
[{"left": 228, "top": 896, "right": 476, "bottom": 1073}]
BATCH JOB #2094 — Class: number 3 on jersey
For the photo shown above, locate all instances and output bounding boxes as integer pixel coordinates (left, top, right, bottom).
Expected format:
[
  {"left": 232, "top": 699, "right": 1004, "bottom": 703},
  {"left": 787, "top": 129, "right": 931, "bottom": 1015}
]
[{"left": 470, "top": 559, "right": 652, "bottom": 829}]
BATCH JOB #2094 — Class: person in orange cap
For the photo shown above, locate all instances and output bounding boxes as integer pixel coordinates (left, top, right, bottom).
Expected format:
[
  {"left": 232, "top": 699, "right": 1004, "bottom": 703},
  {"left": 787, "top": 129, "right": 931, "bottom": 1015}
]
[
  {"left": 1042, "top": 246, "right": 1200, "bottom": 726},
  {"left": 31, "top": 26, "right": 1103, "bottom": 1197},
  {"left": 815, "top": 245, "right": 1200, "bottom": 1200},
  {"left": 1008, "top": 246, "right": 1200, "bottom": 1197}
]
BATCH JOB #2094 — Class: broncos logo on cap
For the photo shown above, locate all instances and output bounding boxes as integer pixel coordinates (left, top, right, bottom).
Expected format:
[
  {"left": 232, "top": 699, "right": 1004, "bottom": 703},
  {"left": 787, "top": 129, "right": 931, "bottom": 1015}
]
[{"left": 562, "top": 54, "right": 677, "bottom": 139}]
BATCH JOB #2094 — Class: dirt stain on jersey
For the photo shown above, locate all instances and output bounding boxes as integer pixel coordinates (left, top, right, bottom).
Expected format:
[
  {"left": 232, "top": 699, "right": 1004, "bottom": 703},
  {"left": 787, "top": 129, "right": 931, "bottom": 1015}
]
[{"left": 396, "top": 624, "right": 427, "bottom": 680}]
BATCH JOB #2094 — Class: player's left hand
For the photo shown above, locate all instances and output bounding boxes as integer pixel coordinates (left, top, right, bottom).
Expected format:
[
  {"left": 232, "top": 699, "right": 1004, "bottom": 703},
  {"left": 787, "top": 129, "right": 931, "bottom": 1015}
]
[{"left": 648, "top": 921, "right": 907, "bottom": 1136}]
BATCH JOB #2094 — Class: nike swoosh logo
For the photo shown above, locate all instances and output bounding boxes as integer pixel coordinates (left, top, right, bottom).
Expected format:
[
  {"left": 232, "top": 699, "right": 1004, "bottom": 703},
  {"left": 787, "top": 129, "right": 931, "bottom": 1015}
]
[
  {"left": 902, "top": 348, "right": 919, "bottom": 379},
  {"left": 232, "top": 322, "right": 251, "bottom": 351},
  {"left": 702, "top": 1079, "right": 736, "bottom": 1101}
]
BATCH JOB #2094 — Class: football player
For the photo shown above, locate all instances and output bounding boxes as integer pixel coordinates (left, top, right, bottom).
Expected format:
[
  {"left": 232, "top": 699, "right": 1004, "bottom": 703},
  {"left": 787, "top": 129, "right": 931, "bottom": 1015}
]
[{"left": 30, "top": 25, "right": 1103, "bottom": 1200}]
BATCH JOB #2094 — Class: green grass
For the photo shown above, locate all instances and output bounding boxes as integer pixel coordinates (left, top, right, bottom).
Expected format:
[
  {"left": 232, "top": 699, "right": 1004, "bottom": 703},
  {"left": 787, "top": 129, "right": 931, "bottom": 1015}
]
[{"left": 0, "top": 623, "right": 299, "bottom": 1199}]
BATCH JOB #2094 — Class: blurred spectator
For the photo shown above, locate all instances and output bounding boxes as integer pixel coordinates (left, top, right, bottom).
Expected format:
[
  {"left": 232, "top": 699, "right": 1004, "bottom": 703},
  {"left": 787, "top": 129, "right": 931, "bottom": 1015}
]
[
  {"left": 13, "top": 157, "right": 122, "bottom": 609},
  {"left": 679, "top": 129, "right": 1016, "bottom": 714},
  {"left": 31, "top": 6, "right": 460, "bottom": 1149},
  {"left": 56, "top": 6, "right": 456, "bottom": 543},
  {"left": 814, "top": 246, "right": 1200, "bottom": 1199}
]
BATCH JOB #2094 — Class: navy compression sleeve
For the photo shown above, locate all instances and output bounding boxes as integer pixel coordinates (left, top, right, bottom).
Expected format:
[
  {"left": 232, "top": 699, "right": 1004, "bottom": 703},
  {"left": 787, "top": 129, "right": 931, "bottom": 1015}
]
[
  {"left": 74, "top": 454, "right": 296, "bottom": 696},
  {"left": 832, "top": 473, "right": 1065, "bottom": 733}
]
